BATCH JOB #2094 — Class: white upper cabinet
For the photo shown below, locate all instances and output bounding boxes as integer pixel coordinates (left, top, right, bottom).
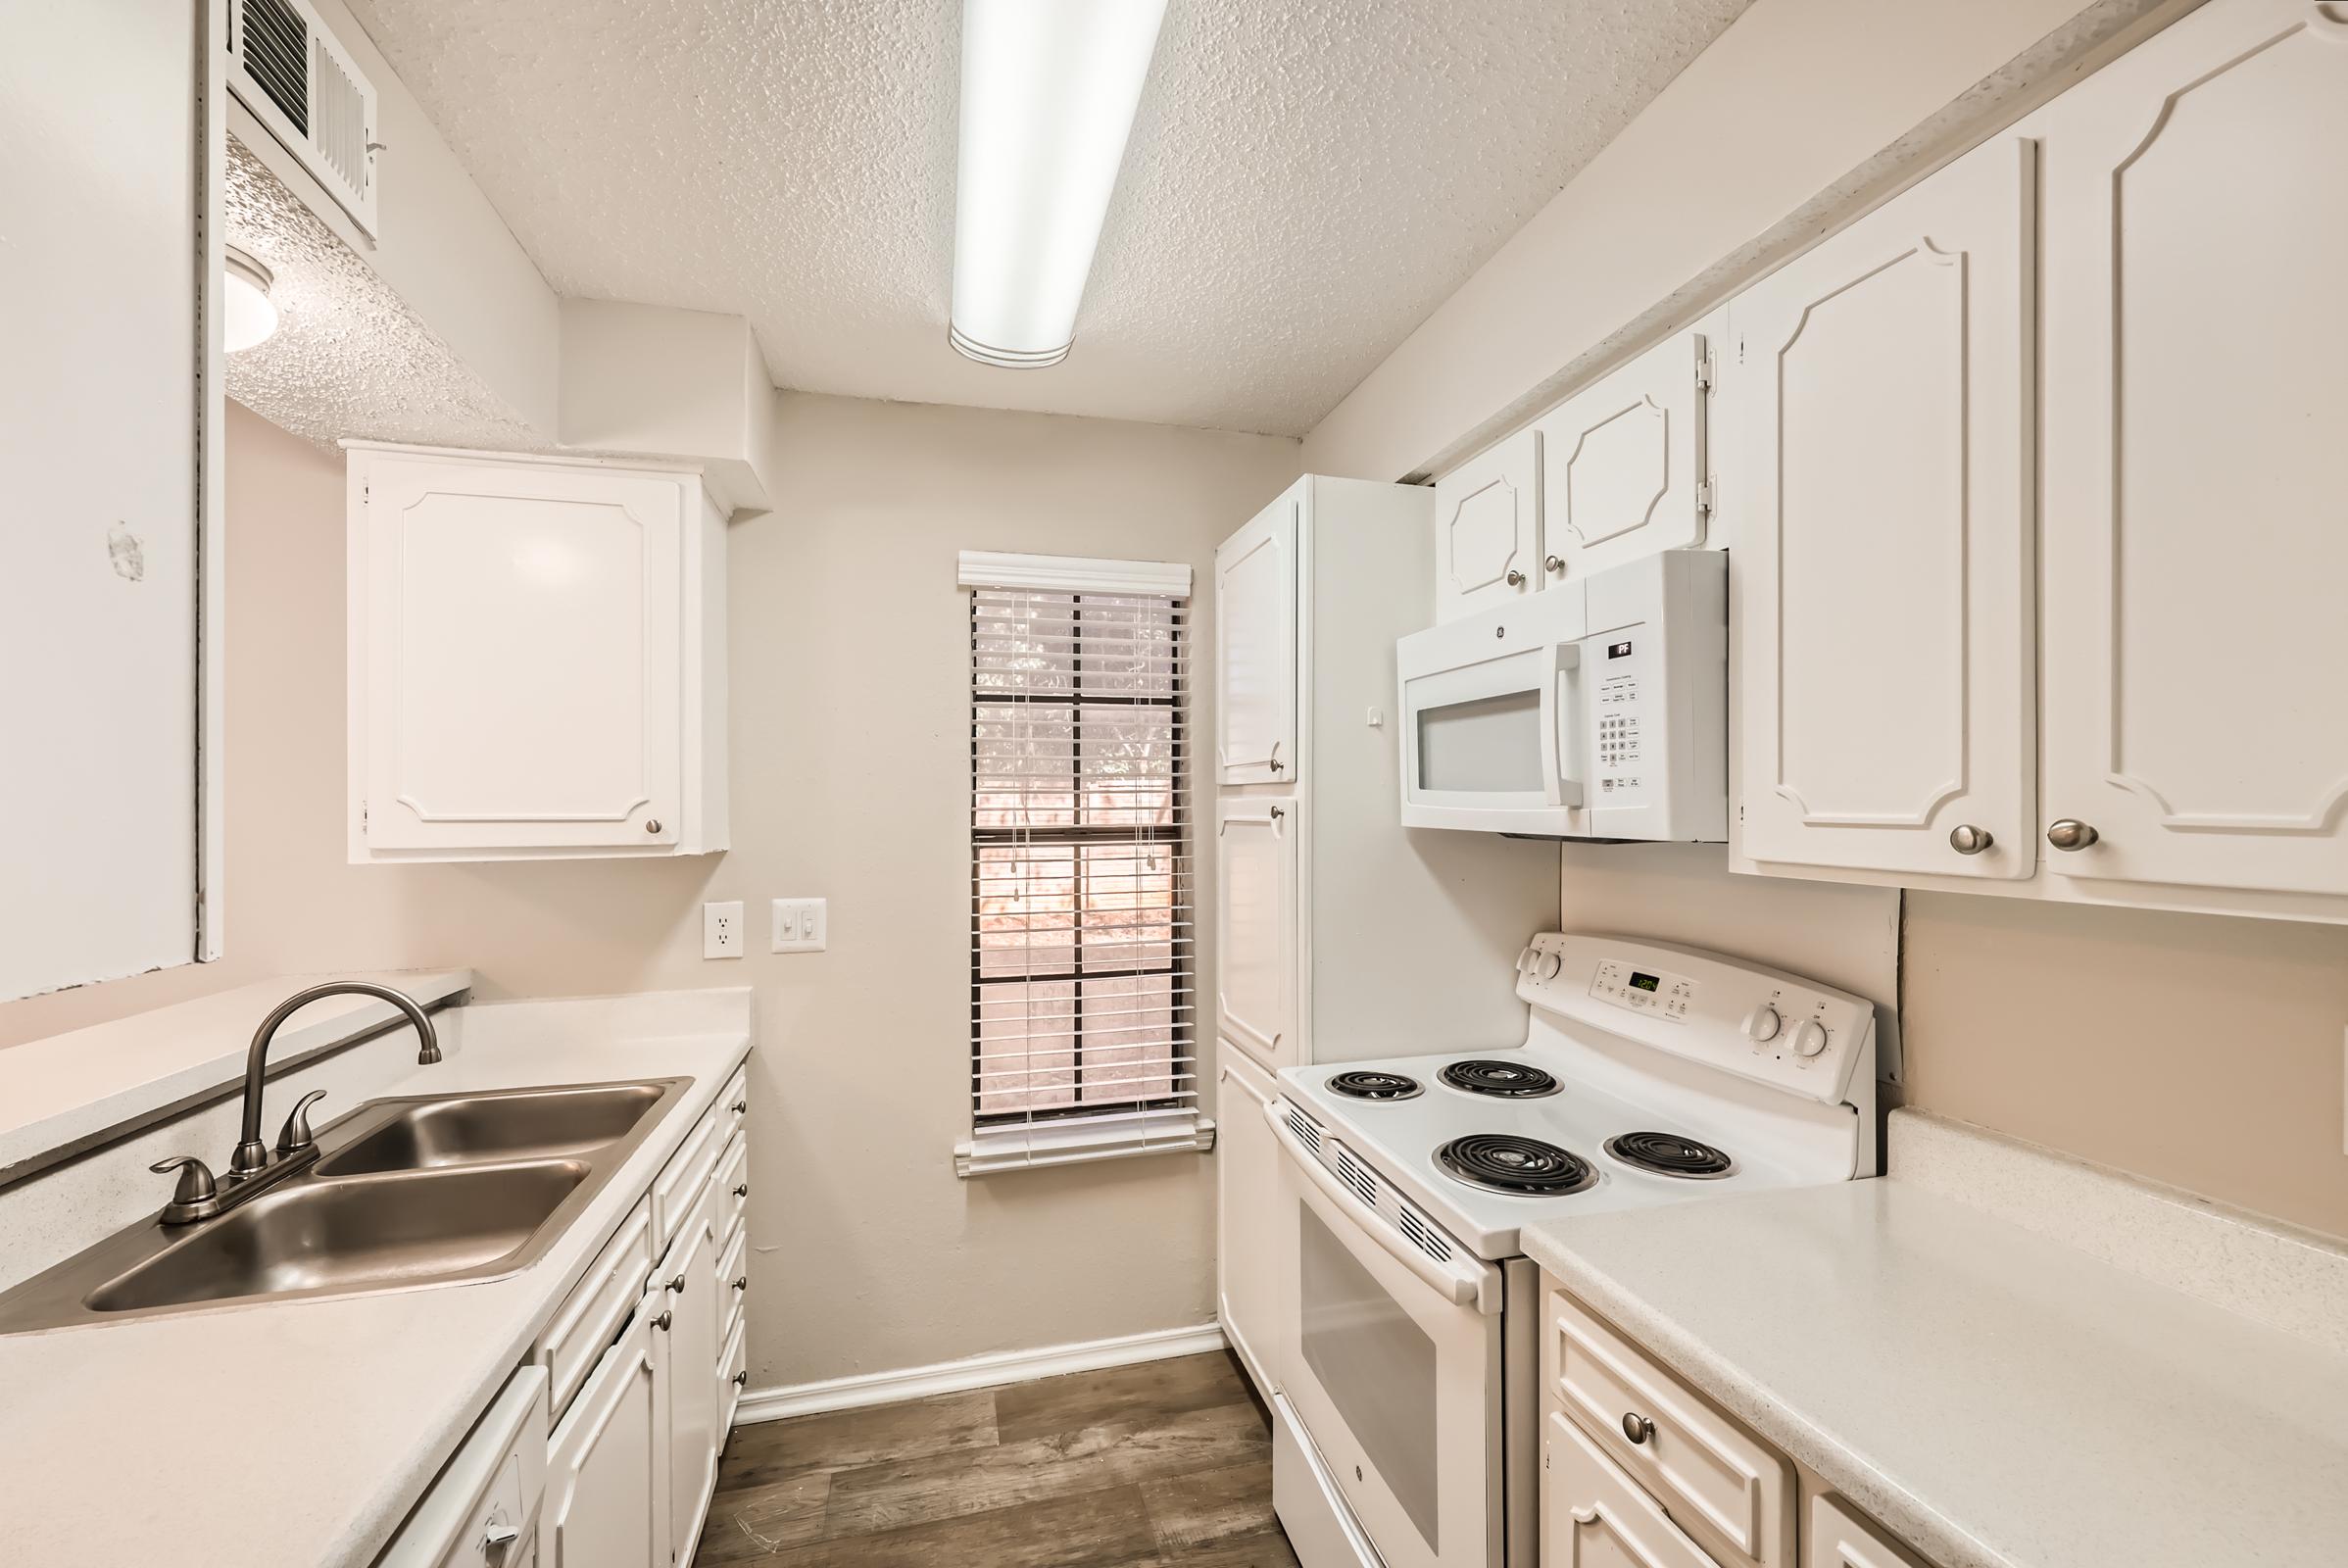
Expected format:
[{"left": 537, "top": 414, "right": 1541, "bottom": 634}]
[
  {"left": 1534, "top": 331, "right": 1711, "bottom": 583},
  {"left": 1433, "top": 427, "right": 1541, "bottom": 621},
  {"left": 1215, "top": 497, "right": 1298, "bottom": 785},
  {"left": 2038, "top": 0, "right": 2348, "bottom": 897},
  {"left": 1733, "top": 135, "right": 2038, "bottom": 881},
  {"left": 348, "top": 445, "right": 727, "bottom": 861}
]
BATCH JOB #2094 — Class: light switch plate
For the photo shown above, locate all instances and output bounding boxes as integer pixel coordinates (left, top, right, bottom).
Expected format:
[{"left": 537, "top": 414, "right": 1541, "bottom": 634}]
[
  {"left": 772, "top": 898, "right": 827, "bottom": 954},
  {"left": 703, "top": 901, "right": 745, "bottom": 959}
]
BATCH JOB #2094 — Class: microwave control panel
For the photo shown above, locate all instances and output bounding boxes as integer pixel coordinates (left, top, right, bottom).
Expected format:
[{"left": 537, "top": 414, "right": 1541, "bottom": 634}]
[{"left": 1589, "top": 628, "right": 1652, "bottom": 808}]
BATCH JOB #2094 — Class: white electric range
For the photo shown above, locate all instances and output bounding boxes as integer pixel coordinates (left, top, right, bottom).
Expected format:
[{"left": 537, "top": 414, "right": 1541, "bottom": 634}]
[{"left": 1262, "top": 932, "right": 1879, "bottom": 1568}]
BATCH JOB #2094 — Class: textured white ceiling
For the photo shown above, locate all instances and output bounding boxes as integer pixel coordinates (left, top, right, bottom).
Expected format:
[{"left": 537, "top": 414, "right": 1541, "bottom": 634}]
[
  {"left": 343, "top": 0, "right": 1752, "bottom": 436},
  {"left": 224, "top": 136, "right": 544, "bottom": 450}
]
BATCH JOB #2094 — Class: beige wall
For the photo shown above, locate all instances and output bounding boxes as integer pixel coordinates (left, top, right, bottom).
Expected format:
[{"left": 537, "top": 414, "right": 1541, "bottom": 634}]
[
  {"left": 1301, "top": 0, "right": 2178, "bottom": 481},
  {"left": 0, "top": 395, "right": 1300, "bottom": 1386}
]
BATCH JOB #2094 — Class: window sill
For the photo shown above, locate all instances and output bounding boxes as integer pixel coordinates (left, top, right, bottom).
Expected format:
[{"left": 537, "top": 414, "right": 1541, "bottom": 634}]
[{"left": 955, "top": 1112, "right": 1217, "bottom": 1178}]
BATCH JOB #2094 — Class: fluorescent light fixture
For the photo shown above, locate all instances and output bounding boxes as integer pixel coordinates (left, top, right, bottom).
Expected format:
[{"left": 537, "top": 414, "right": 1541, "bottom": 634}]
[
  {"left": 950, "top": 0, "right": 1169, "bottom": 369},
  {"left": 222, "top": 244, "right": 278, "bottom": 352}
]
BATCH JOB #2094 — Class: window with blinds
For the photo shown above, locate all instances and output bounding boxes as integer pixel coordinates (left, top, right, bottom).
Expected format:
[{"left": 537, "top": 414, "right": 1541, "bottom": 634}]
[{"left": 964, "top": 564, "right": 1200, "bottom": 1172}]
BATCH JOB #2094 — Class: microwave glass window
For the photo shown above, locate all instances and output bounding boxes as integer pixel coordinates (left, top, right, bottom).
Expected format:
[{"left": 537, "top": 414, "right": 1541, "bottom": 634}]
[
  {"left": 1298, "top": 1204, "right": 1443, "bottom": 1550},
  {"left": 1416, "top": 690, "right": 1542, "bottom": 794}
]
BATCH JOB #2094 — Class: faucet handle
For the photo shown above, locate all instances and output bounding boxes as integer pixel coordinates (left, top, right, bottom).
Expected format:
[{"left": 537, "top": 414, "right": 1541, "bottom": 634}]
[
  {"left": 150, "top": 1155, "right": 220, "bottom": 1223},
  {"left": 275, "top": 1089, "right": 329, "bottom": 1154}
]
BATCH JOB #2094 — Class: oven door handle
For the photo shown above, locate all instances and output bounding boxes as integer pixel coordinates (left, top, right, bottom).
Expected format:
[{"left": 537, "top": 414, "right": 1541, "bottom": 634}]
[{"left": 1266, "top": 1101, "right": 1499, "bottom": 1315}]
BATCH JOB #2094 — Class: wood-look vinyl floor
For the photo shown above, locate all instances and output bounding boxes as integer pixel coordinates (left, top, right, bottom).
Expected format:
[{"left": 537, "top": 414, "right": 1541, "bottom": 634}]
[{"left": 693, "top": 1351, "right": 1300, "bottom": 1567}]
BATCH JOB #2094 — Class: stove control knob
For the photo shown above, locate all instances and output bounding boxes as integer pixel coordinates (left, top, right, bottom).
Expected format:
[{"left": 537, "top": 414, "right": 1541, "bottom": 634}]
[
  {"left": 1534, "top": 951, "right": 1562, "bottom": 981},
  {"left": 1742, "top": 1004, "right": 1783, "bottom": 1044},
  {"left": 1516, "top": 947, "right": 1537, "bottom": 974},
  {"left": 1791, "top": 1019, "right": 1830, "bottom": 1058}
]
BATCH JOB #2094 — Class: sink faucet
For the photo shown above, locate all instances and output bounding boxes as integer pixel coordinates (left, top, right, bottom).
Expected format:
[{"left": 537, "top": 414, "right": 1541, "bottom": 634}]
[
  {"left": 228, "top": 981, "right": 442, "bottom": 1174},
  {"left": 150, "top": 981, "right": 442, "bottom": 1223}
]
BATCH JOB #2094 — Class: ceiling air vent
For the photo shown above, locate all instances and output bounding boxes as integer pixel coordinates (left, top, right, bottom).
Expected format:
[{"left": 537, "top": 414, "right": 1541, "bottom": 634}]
[{"left": 227, "top": 0, "right": 380, "bottom": 236}]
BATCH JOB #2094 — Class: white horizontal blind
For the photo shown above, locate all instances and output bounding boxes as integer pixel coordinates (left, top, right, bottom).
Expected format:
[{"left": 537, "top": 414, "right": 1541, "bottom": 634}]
[{"left": 967, "top": 575, "right": 1197, "bottom": 1165}]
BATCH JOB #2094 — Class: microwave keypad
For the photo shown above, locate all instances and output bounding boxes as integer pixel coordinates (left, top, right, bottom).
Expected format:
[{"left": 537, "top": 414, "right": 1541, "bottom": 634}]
[{"left": 1596, "top": 672, "right": 1645, "bottom": 796}]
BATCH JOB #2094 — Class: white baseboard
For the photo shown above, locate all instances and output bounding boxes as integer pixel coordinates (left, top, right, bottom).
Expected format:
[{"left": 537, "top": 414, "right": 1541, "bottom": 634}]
[{"left": 733, "top": 1320, "right": 1228, "bottom": 1425}]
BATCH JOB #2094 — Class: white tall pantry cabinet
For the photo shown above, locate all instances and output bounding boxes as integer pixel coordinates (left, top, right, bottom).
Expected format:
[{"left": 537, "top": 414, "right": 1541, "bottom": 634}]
[{"left": 1211, "top": 474, "right": 1555, "bottom": 1396}]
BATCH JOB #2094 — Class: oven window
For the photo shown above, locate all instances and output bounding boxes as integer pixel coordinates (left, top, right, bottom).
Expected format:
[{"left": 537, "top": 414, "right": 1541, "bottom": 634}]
[
  {"left": 1299, "top": 1205, "right": 1442, "bottom": 1549},
  {"left": 1416, "top": 689, "right": 1542, "bottom": 794}
]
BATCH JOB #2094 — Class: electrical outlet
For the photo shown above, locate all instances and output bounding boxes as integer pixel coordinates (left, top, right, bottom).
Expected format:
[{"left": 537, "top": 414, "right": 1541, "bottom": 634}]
[
  {"left": 703, "top": 901, "right": 744, "bottom": 959},
  {"left": 772, "top": 898, "right": 827, "bottom": 954}
]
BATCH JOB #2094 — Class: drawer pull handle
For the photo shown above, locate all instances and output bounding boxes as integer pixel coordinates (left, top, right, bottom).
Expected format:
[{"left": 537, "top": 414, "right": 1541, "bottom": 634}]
[
  {"left": 653, "top": 1309, "right": 673, "bottom": 1332},
  {"left": 1622, "top": 1411, "right": 1655, "bottom": 1446},
  {"left": 733, "top": 1369, "right": 750, "bottom": 1387},
  {"left": 734, "top": 1183, "right": 750, "bottom": 1198},
  {"left": 733, "top": 1275, "right": 748, "bottom": 1291}
]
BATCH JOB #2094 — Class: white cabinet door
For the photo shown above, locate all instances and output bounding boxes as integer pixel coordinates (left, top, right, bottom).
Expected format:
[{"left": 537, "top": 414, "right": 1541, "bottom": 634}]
[
  {"left": 354, "top": 452, "right": 686, "bottom": 852},
  {"left": 543, "top": 1293, "right": 667, "bottom": 1568},
  {"left": 1214, "top": 1042, "right": 1285, "bottom": 1396},
  {"left": 1734, "top": 136, "right": 2037, "bottom": 880},
  {"left": 1544, "top": 1413, "right": 1725, "bottom": 1568},
  {"left": 1216, "top": 496, "right": 1298, "bottom": 785},
  {"left": 1434, "top": 428, "right": 1542, "bottom": 621},
  {"left": 1536, "top": 332, "right": 1710, "bottom": 582},
  {"left": 660, "top": 1177, "right": 723, "bottom": 1567},
  {"left": 2040, "top": 0, "right": 2348, "bottom": 896},
  {"left": 1215, "top": 800, "right": 1297, "bottom": 1069},
  {"left": 1805, "top": 1492, "right": 1931, "bottom": 1568}
]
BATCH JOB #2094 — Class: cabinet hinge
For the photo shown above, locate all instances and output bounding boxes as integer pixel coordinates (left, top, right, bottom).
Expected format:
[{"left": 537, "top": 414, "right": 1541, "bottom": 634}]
[
  {"left": 1695, "top": 478, "right": 1715, "bottom": 516},
  {"left": 1694, "top": 353, "right": 1714, "bottom": 392},
  {"left": 361, "top": 801, "right": 368, "bottom": 834},
  {"left": 1738, "top": 800, "right": 1746, "bottom": 822}
]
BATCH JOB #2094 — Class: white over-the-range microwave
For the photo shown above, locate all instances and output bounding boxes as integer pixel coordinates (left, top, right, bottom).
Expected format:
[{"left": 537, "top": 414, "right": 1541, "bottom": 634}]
[{"left": 1396, "top": 550, "right": 1728, "bottom": 842}]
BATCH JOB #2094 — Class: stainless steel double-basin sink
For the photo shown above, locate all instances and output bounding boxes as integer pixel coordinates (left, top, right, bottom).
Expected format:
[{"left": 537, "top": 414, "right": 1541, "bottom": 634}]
[{"left": 0, "top": 1077, "right": 690, "bottom": 1333}]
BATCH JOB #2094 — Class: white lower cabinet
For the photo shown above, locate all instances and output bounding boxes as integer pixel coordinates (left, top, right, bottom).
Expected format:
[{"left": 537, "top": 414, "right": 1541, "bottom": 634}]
[
  {"left": 545, "top": 1290, "right": 669, "bottom": 1568},
  {"left": 416, "top": 1067, "right": 749, "bottom": 1568},
  {"left": 1541, "top": 1278, "right": 1936, "bottom": 1568},
  {"left": 1213, "top": 1040, "right": 1285, "bottom": 1395}
]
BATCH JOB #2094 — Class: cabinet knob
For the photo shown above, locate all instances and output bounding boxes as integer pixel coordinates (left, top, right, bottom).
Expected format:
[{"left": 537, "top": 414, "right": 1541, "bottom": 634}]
[
  {"left": 734, "top": 1183, "right": 750, "bottom": 1198},
  {"left": 1504, "top": 568, "right": 1526, "bottom": 587},
  {"left": 733, "top": 1369, "right": 750, "bottom": 1387},
  {"left": 1543, "top": 555, "right": 1564, "bottom": 574},
  {"left": 733, "top": 1275, "right": 748, "bottom": 1291},
  {"left": 1948, "top": 823, "right": 1993, "bottom": 855},
  {"left": 653, "top": 1309, "right": 673, "bottom": 1332},
  {"left": 2046, "top": 819, "right": 2100, "bottom": 851},
  {"left": 645, "top": 819, "right": 662, "bottom": 835},
  {"left": 731, "top": 1100, "right": 748, "bottom": 1114},
  {"left": 1622, "top": 1411, "right": 1655, "bottom": 1446},
  {"left": 669, "top": 1272, "right": 688, "bottom": 1294}
]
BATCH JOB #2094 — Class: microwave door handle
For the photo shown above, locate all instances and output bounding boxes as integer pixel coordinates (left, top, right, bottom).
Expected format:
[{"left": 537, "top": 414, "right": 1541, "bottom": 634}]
[
  {"left": 1264, "top": 1102, "right": 1498, "bottom": 1314},
  {"left": 1541, "top": 644, "right": 1586, "bottom": 808}
]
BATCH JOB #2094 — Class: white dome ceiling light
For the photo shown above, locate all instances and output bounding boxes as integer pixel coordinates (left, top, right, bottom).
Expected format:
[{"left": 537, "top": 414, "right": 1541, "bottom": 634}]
[
  {"left": 949, "top": 0, "right": 1169, "bottom": 370},
  {"left": 222, "top": 244, "right": 278, "bottom": 352}
]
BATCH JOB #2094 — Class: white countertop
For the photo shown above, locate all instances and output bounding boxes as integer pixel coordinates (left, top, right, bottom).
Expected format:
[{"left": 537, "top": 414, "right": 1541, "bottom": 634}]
[
  {"left": 0, "top": 1005, "right": 751, "bottom": 1568},
  {"left": 1520, "top": 1177, "right": 2348, "bottom": 1568}
]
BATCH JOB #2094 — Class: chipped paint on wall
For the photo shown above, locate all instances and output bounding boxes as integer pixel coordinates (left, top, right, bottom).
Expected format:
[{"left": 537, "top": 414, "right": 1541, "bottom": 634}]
[{"left": 104, "top": 523, "right": 146, "bottom": 582}]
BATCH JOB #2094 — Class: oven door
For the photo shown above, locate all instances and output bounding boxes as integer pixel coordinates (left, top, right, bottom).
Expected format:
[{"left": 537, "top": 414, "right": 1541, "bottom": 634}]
[{"left": 1270, "top": 1106, "right": 1506, "bottom": 1568}]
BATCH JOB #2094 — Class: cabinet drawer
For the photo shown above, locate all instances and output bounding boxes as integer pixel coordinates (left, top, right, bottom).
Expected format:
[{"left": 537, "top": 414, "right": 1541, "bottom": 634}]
[
  {"left": 720, "top": 1314, "right": 748, "bottom": 1437},
  {"left": 379, "top": 1365, "right": 549, "bottom": 1568},
  {"left": 533, "top": 1198, "right": 653, "bottom": 1422},
  {"left": 1546, "top": 1411, "right": 1725, "bottom": 1568},
  {"left": 716, "top": 1128, "right": 750, "bottom": 1238},
  {"left": 1547, "top": 1290, "right": 1792, "bottom": 1568},
  {"left": 1806, "top": 1494, "right": 1931, "bottom": 1568},
  {"left": 653, "top": 1100, "right": 727, "bottom": 1254},
  {"left": 718, "top": 1219, "right": 749, "bottom": 1348},
  {"left": 719, "top": 1062, "right": 749, "bottom": 1127}
]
